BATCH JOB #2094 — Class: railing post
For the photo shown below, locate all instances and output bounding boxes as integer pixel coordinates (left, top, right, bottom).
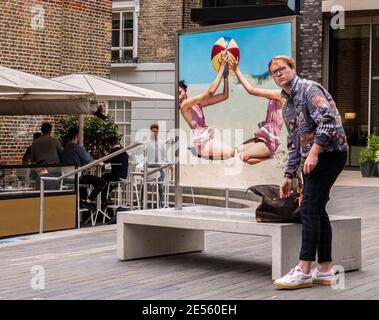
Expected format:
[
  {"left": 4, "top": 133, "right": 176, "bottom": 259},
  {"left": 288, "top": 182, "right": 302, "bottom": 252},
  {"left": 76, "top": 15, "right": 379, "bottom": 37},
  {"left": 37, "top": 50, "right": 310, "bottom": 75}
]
[
  {"left": 39, "top": 178, "right": 45, "bottom": 234},
  {"left": 143, "top": 143, "right": 148, "bottom": 210},
  {"left": 76, "top": 173, "right": 80, "bottom": 229}
]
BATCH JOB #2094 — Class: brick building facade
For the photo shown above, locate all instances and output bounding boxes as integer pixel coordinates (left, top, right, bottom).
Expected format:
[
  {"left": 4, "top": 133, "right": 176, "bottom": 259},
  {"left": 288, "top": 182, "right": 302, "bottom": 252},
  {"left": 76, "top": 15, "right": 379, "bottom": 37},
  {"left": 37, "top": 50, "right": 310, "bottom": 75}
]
[
  {"left": 136, "top": 0, "right": 201, "bottom": 64},
  {"left": 298, "top": 0, "right": 323, "bottom": 83},
  {"left": 0, "top": 0, "right": 112, "bottom": 163},
  {"left": 134, "top": 0, "right": 322, "bottom": 77}
]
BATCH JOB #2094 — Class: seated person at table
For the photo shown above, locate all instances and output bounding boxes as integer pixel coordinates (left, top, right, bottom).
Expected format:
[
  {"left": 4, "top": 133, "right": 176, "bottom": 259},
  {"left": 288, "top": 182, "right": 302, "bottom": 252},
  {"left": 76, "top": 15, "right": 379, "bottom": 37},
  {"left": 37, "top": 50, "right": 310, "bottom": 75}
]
[
  {"left": 60, "top": 127, "right": 106, "bottom": 209},
  {"left": 30, "top": 122, "right": 63, "bottom": 164},
  {"left": 23, "top": 132, "right": 42, "bottom": 163},
  {"left": 101, "top": 135, "right": 129, "bottom": 204}
]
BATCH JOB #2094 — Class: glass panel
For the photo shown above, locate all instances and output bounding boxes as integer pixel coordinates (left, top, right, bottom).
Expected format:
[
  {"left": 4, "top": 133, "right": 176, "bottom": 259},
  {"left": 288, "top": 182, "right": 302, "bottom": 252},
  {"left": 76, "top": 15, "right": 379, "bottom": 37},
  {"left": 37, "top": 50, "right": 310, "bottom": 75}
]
[
  {"left": 123, "top": 12, "right": 133, "bottom": 29},
  {"left": 330, "top": 25, "right": 370, "bottom": 166},
  {"left": 371, "top": 25, "right": 379, "bottom": 137},
  {"left": 108, "top": 101, "right": 115, "bottom": 109},
  {"left": 372, "top": 25, "right": 379, "bottom": 76},
  {"left": 112, "top": 13, "right": 120, "bottom": 29},
  {"left": 116, "top": 109, "right": 124, "bottom": 123},
  {"left": 0, "top": 165, "right": 76, "bottom": 193},
  {"left": 111, "top": 50, "right": 119, "bottom": 63},
  {"left": 112, "top": 30, "right": 120, "bottom": 47},
  {"left": 122, "top": 50, "right": 133, "bottom": 61},
  {"left": 123, "top": 30, "right": 133, "bottom": 47},
  {"left": 125, "top": 108, "right": 131, "bottom": 122},
  {"left": 108, "top": 110, "right": 115, "bottom": 121}
]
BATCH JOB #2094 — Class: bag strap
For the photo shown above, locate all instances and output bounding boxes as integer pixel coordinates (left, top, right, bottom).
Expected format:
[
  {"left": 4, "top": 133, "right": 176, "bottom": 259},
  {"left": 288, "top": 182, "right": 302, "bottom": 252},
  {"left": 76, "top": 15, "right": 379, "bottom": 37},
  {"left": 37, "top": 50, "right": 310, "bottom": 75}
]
[
  {"left": 294, "top": 173, "right": 302, "bottom": 190},
  {"left": 293, "top": 173, "right": 303, "bottom": 206}
]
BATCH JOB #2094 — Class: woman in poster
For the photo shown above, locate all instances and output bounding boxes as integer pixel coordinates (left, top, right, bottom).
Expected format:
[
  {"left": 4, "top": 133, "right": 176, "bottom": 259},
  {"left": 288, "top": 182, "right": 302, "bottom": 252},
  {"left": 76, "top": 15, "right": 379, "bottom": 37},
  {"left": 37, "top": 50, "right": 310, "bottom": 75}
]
[
  {"left": 229, "top": 55, "right": 286, "bottom": 165},
  {"left": 179, "top": 54, "right": 235, "bottom": 160}
]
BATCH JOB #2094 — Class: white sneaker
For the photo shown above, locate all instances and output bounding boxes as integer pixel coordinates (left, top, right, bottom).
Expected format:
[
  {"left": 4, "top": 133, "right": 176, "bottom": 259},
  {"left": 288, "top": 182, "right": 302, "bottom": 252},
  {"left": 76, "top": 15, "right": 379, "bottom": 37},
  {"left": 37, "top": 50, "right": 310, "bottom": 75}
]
[
  {"left": 273, "top": 266, "right": 313, "bottom": 289},
  {"left": 311, "top": 266, "right": 336, "bottom": 286}
]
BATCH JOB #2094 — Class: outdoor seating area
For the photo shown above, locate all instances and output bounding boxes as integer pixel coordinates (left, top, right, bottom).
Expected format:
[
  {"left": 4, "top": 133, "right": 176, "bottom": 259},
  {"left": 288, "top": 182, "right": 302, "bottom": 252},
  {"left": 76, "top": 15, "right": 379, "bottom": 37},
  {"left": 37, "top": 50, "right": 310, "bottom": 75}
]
[
  {"left": 0, "top": 64, "right": 175, "bottom": 235},
  {"left": 3, "top": 0, "right": 379, "bottom": 307},
  {"left": 77, "top": 159, "right": 176, "bottom": 227}
]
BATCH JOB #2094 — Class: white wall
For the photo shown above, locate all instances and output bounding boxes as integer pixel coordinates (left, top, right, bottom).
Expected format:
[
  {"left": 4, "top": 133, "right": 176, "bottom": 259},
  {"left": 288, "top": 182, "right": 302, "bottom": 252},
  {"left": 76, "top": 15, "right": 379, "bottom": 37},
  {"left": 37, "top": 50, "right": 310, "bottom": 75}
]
[{"left": 111, "top": 63, "right": 175, "bottom": 142}]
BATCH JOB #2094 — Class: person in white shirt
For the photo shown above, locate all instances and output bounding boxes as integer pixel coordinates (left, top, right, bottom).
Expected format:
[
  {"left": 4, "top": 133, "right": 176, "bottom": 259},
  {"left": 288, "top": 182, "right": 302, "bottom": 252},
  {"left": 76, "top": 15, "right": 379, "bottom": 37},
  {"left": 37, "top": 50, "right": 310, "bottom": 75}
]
[{"left": 146, "top": 124, "right": 167, "bottom": 208}]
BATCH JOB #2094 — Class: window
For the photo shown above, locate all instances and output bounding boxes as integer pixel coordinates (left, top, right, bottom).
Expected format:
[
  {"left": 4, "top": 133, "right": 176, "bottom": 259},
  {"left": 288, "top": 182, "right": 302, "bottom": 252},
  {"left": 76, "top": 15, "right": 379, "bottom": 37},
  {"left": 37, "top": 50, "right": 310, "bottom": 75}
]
[
  {"left": 329, "top": 24, "right": 372, "bottom": 166},
  {"left": 108, "top": 101, "right": 132, "bottom": 146},
  {"left": 112, "top": 11, "right": 137, "bottom": 64}
]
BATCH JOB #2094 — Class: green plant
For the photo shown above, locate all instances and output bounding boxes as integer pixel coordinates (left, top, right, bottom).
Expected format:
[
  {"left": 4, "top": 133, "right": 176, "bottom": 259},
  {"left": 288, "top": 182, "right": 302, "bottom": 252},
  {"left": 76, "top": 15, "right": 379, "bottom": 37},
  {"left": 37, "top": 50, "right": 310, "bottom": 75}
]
[
  {"left": 368, "top": 133, "right": 379, "bottom": 152},
  {"left": 57, "top": 115, "right": 122, "bottom": 159},
  {"left": 376, "top": 150, "right": 379, "bottom": 163},
  {"left": 359, "top": 147, "right": 376, "bottom": 165}
]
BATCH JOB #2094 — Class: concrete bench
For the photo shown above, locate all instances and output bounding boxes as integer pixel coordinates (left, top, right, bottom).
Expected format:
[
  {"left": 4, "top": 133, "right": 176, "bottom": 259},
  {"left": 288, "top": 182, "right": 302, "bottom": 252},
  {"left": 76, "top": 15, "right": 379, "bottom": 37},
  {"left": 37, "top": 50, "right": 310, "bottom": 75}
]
[{"left": 117, "top": 206, "right": 361, "bottom": 280}]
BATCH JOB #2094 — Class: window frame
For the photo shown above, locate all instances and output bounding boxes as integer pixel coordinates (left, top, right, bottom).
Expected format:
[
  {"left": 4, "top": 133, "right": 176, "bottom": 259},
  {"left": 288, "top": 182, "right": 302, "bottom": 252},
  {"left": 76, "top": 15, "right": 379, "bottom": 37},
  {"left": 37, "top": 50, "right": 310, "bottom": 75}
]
[
  {"left": 111, "top": 5, "right": 138, "bottom": 64},
  {"left": 107, "top": 101, "right": 132, "bottom": 147}
]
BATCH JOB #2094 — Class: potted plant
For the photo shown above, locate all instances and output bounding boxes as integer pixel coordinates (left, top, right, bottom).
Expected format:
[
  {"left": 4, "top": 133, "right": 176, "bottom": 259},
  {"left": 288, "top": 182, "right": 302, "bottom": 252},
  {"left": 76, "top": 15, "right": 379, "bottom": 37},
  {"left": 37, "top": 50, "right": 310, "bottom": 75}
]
[
  {"left": 359, "top": 147, "right": 376, "bottom": 177},
  {"left": 368, "top": 134, "right": 379, "bottom": 176},
  {"left": 376, "top": 150, "right": 379, "bottom": 177}
]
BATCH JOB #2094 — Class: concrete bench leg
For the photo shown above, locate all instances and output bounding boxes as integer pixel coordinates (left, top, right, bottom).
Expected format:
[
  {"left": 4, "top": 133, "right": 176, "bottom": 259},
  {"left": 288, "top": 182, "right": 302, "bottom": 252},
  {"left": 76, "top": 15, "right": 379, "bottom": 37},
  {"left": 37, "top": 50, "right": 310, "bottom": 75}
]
[
  {"left": 117, "top": 223, "right": 204, "bottom": 260},
  {"left": 272, "top": 224, "right": 302, "bottom": 280},
  {"left": 331, "top": 218, "right": 361, "bottom": 272},
  {"left": 271, "top": 218, "right": 361, "bottom": 280}
]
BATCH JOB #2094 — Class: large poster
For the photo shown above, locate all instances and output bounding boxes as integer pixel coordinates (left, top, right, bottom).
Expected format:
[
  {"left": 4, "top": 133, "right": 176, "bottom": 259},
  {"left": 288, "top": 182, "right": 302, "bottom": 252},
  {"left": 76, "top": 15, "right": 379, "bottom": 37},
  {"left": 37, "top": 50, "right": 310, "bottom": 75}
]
[{"left": 177, "top": 17, "right": 297, "bottom": 189}]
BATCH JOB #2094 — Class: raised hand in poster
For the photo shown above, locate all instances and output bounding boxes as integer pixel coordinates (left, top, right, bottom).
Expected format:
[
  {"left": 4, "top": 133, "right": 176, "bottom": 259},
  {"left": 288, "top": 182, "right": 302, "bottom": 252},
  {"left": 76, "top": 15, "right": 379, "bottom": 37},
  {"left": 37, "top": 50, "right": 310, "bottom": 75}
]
[
  {"left": 178, "top": 52, "right": 235, "bottom": 160},
  {"left": 228, "top": 55, "right": 286, "bottom": 165}
]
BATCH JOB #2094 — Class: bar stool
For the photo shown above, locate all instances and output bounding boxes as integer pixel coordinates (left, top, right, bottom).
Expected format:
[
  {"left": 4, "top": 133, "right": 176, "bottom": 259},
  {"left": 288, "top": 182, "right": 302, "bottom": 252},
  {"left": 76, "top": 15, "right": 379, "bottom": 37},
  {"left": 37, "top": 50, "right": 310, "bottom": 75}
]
[
  {"left": 104, "top": 178, "right": 129, "bottom": 217},
  {"left": 129, "top": 171, "right": 143, "bottom": 210}
]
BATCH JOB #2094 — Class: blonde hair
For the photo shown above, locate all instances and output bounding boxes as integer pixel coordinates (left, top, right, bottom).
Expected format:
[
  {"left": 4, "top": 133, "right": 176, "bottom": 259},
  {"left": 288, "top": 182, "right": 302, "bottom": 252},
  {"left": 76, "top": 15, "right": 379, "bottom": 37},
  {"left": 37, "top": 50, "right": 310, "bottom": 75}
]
[{"left": 268, "top": 55, "right": 296, "bottom": 71}]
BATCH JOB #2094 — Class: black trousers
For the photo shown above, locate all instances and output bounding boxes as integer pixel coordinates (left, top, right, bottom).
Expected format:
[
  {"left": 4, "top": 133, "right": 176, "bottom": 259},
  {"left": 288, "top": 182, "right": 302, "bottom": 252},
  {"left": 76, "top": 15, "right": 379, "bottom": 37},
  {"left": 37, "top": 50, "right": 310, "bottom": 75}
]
[
  {"left": 299, "top": 151, "right": 347, "bottom": 263},
  {"left": 79, "top": 174, "right": 107, "bottom": 202}
]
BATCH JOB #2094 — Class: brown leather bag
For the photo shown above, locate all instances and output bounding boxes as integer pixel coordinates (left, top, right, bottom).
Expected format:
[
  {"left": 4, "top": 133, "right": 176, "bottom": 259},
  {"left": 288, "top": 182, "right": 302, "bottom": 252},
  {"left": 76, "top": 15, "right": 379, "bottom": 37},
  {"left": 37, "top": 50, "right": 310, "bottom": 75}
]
[{"left": 246, "top": 176, "right": 303, "bottom": 223}]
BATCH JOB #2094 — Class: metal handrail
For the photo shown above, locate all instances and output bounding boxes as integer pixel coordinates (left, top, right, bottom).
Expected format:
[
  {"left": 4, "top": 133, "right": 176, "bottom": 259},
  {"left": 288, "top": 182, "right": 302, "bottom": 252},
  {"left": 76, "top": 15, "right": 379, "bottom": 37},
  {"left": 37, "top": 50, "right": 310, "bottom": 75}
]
[
  {"left": 39, "top": 142, "right": 143, "bottom": 234},
  {"left": 129, "top": 162, "right": 174, "bottom": 211},
  {"left": 146, "top": 162, "right": 174, "bottom": 176}
]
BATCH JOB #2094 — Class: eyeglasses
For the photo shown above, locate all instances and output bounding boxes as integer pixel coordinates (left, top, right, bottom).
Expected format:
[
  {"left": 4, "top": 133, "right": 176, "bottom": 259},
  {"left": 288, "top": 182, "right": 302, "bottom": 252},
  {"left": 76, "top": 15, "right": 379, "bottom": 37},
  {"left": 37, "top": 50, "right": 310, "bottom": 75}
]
[{"left": 270, "top": 66, "right": 287, "bottom": 77}]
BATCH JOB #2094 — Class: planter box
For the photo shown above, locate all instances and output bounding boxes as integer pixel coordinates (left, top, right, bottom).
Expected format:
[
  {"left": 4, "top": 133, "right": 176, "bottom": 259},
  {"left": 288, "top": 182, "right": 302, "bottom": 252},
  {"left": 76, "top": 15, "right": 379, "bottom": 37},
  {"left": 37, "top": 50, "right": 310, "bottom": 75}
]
[
  {"left": 360, "top": 163, "right": 374, "bottom": 177},
  {"left": 371, "top": 163, "right": 379, "bottom": 177}
]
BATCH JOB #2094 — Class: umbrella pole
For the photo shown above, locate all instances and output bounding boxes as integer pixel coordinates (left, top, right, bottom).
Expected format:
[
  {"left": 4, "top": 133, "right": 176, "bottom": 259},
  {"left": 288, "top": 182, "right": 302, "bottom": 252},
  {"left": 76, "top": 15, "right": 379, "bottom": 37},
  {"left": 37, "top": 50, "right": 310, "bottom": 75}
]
[{"left": 79, "top": 114, "right": 84, "bottom": 146}]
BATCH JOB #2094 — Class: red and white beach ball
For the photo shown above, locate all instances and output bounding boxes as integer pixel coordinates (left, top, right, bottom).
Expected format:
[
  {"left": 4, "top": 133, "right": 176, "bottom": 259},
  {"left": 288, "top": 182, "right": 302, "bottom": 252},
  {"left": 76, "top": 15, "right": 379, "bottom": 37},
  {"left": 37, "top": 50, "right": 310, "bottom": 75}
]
[{"left": 211, "top": 36, "right": 240, "bottom": 74}]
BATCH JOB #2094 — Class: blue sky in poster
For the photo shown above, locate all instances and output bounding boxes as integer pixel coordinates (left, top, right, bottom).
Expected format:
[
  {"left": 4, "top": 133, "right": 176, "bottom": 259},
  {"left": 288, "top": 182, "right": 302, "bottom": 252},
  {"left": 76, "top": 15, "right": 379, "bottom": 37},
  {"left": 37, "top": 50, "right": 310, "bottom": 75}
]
[{"left": 179, "top": 23, "right": 292, "bottom": 84}]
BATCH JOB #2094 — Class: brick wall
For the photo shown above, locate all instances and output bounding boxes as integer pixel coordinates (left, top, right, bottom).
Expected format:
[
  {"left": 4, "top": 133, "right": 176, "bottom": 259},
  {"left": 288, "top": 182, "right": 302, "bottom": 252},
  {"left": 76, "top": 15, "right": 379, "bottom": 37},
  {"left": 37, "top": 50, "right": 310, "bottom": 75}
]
[
  {"left": 138, "top": 0, "right": 184, "bottom": 63},
  {"left": 183, "top": 0, "right": 201, "bottom": 29},
  {"left": 298, "top": 0, "right": 323, "bottom": 82},
  {"left": 0, "top": 0, "right": 112, "bottom": 163}
]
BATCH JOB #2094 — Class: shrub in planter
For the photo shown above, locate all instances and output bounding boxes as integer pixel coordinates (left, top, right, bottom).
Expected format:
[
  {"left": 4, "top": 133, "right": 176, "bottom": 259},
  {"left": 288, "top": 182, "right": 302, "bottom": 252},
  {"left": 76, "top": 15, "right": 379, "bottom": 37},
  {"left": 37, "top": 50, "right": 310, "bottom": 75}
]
[
  {"left": 359, "top": 147, "right": 376, "bottom": 177},
  {"left": 368, "top": 133, "right": 379, "bottom": 152},
  {"left": 57, "top": 115, "right": 122, "bottom": 159}
]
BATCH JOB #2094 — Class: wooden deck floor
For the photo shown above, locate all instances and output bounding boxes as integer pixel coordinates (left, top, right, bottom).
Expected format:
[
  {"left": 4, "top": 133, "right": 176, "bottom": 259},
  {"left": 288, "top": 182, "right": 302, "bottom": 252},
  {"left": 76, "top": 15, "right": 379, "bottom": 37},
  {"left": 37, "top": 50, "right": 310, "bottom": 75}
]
[{"left": 0, "top": 172, "right": 378, "bottom": 300}]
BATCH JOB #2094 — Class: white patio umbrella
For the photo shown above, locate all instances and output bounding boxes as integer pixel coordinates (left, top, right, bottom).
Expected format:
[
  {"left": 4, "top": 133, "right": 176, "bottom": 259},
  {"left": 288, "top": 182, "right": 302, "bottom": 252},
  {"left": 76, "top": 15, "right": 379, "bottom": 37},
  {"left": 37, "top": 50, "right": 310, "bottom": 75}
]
[
  {"left": 52, "top": 73, "right": 174, "bottom": 101},
  {"left": 0, "top": 66, "right": 95, "bottom": 115},
  {"left": 52, "top": 73, "right": 174, "bottom": 146}
]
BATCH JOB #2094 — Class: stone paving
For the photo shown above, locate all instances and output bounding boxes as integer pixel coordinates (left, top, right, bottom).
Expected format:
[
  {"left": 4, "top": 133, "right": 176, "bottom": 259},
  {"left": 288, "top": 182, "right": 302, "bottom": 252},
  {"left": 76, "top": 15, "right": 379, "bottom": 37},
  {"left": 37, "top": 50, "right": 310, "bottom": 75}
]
[{"left": 0, "top": 171, "right": 378, "bottom": 300}]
